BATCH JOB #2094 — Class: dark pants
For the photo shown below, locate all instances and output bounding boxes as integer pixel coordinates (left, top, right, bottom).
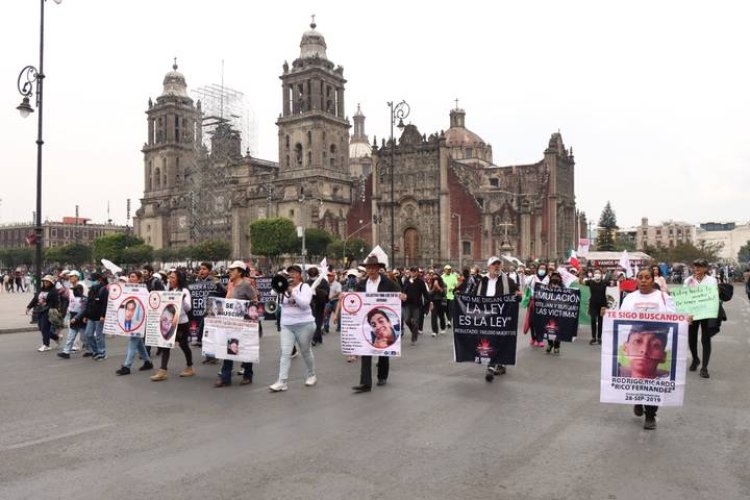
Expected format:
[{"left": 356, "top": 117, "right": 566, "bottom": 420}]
[
  {"left": 160, "top": 322, "right": 193, "bottom": 370},
  {"left": 446, "top": 299, "right": 454, "bottom": 325},
  {"left": 645, "top": 405, "right": 657, "bottom": 418},
  {"left": 38, "top": 311, "right": 59, "bottom": 347},
  {"left": 529, "top": 312, "right": 544, "bottom": 343},
  {"left": 688, "top": 320, "right": 712, "bottom": 368},
  {"left": 195, "top": 317, "right": 205, "bottom": 343},
  {"left": 430, "top": 300, "right": 446, "bottom": 333},
  {"left": 402, "top": 304, "right": 421, "bottom": 342},
  {"left": 220, "top": 360, "right": 253, "bottom": 384},
  {"left": 312, "top": 301, "right": 325, "bottom": 343},
  {"left": 590, "top": 312, "right": 603, "bottom": 340},
  {"left": 547, "top": 339, "right": 561, "bottom": 348},
  {"left": 360, "top": 355, "right": 389, "bottom": 387},
  {"left": 419, "top": 304, "right": 428, "bottom": 331}
]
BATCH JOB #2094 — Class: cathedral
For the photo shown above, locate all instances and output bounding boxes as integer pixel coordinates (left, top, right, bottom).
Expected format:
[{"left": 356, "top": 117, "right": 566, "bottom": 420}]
[{"left": 134, "top": 21, "right": 583, "bottom": 268}]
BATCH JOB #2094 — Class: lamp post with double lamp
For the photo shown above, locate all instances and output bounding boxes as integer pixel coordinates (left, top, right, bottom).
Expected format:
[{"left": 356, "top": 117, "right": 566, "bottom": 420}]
[
  {"left": 16, "top": 0, "right": 63, "bottom": 291},
  {"left": 387, "top": 100, "right": 410, "bottom": 265}
]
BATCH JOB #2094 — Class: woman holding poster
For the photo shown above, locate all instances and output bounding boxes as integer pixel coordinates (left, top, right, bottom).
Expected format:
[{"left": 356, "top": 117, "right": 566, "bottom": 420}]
[
  {"left": 115, "top": 271, "right": 153, "bottom": 376},
  {"left": 151, "top": 270, "right": 194, "bottom": 382},
  {"left": 683, "top": 258, "right": 718, "bottom": 379},
  {"left": 268, "top": 265, "right": 317, "bottom": 392},
  {"left": 619, "top": 267, "right": 676, "bottom": 430}
]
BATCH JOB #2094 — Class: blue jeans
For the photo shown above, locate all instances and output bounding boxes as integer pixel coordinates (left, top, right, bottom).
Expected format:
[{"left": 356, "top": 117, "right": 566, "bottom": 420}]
[
  {"left": 38, "top": 312, "right": 59, "bottom": 346},
  {"left": 63, "top": 326, "right": 85, "bottom": 354},
  {"left": 124, "top": 336, "right": 150, "bottom": 368},
  {"left": 220, "top": 360, "right": 253, "bottom": 384},
  {"left": 278, "top": 321, "right": 316, "bottom": 382},
  {"left": 85, "top": 319, "right": 105, "bottom": 356}
]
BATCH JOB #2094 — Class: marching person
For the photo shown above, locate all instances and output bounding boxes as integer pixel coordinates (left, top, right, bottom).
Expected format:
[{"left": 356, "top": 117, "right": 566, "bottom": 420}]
[
  {"left": 115, "top": 271, "right": 153, "bottom": 375},
  {"left": 214, "top": 261, "right": 257, "bottom": 388},
  {"left": 307, "top": 266, "right": 329, "bottom": 346},
  {"left": 441, "top": 265, "right": 458, "bottom": 329},
  {"left": 427, "top": 270, "right": 447, "bottom": 336},
  {"left": 684, "top": 258, "right": 718, "bottom": 379},
  {"left": 351, "top": 254, "right": 402, "bottom": 393},
  {"left": 525, "top": 263, "right": 549, "bottom": 347},
  {"left": 581, "top": 268, "right": 608, "bottom": 345},
  {"left": 26, "top": 275, "right": 61, "bottom": 352},
  {"left": 151, "top": 270, "right": 194, "bottom": 381},
  {"left": 544, "top": 271, "right": 567, "bottom": 355},
  {"left": 269, "top": 265, "right": 318, "bottom": 392},
  {"left": 83, "top": 273, "right": 109, "bottom": 360},
  {"left": 323, "top": 270, "right": 342, "bottom": 334},
  {"left": 57, "top": 284, "right": 88, "bottom": 359},
  {"left": 619, "top": 267, "right": 676, "bottom": 430},
  {"left": 475, "top": 256, "right": 520, "bottom": 382},
  {"left": 401, "top": 266, "right": 430, "bottom": 346}
]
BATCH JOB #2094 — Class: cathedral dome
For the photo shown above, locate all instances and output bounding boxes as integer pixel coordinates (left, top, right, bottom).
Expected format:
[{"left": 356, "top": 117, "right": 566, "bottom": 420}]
[
  {"left": 162, "top": 61, "right": 188, "bottom": 97},
  {"left": 349, "top": 141, "right": 371, "bottom": 158},
  {"left": 299, "top": 21, "right": 328, "bottom": 60},
  {"left": 444, "top": 108, "right": 486, "bottom": 147}
]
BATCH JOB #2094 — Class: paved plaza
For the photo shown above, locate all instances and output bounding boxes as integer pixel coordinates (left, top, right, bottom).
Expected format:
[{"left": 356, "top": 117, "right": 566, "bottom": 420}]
[{"left": 0, "top": 290, "right": 749, "bottom": 500}]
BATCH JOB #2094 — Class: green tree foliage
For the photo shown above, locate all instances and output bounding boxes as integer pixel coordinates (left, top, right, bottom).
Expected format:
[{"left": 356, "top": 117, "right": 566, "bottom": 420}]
[
  {"left": 299, "top": 228, "right": 334, "bottom": 259},
  {"left": 249, "top": 218, "right": 297, "bottom": 262},
  {"left": 738, "top": 240, "right": 750, "bottom": 264},
  {"left": 93, "top": 233, "right": 145, "bottom": 264},
  {"left": 191, "top": 240, "right": 232, "bottom": 262},
  {"left": 0, "top": 248, "right": 34, "bottom": 268},
  {"left": 327, "top": 238, "right": 369, "bottom": 266},
  {"left": 595, "top": 201, "right": 618, "bottom": 251},
  {"left": 642, "top": 241, "right": 724, "bottom": 264},
  {"left": 120, "top": 245, "right": 154, "bottom": 265},
  {"left": 44, "top": 243, "right": 92, "bottom": 267}
]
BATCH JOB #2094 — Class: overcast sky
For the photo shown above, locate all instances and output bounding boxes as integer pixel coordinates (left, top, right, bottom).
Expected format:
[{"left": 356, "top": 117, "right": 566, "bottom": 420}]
[{"left": 2, "top": 0, "right": 748, "bottom": 230}]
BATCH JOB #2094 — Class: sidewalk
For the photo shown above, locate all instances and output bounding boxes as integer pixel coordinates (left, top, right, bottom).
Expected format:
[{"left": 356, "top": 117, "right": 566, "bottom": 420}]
[{"left": 0, "top": 291, "right": 39, "bottom": 334}]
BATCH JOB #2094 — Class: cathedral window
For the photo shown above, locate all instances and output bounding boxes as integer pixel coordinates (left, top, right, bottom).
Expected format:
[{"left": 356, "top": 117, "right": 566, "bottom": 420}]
[
  {"left": 490, "top": 178, "right": 499, "bottom": 188},
  {"left": 307, "top": 131, "right": 312, "bottom": 146},
  {"left": 307, "top": 151, "right": 312, "bottom": 166},
  {"left": 295, "top": 143, "right": 303, "bottom": 165},
  {"left": 175, "top": 115, "right": 180, "bottom": 143},
  {"left": 289, "top": 209, "right": 295, "bottom": 217},
  {"left": 329, "top": 144, "right": 337, "bottom": 168},
  {"left": 154, "top": 168, "right": 161, "bottom": 188},
  {"left": 463, "top": 241, "right": 472, "bottom": 256},
  {"left": 286, "top": 135, "right": 290, "bottom": 149},
  {"left": 286, "top": 155, "right": 290, "bottom": 167}
]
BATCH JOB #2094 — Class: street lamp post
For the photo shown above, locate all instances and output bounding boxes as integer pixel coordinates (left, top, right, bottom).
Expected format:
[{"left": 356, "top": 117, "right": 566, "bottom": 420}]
[
  {"left": 387, "top": 100, "right": 409, "bottom": 266},
  {"left": 16, "top": 0, "right": 62, "bottom": 291}
]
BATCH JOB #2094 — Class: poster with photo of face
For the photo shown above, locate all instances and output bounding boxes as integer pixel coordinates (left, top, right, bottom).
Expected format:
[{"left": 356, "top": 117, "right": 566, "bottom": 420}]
[
  {"left": 103, "top": 283, "right": 149, "bottom": 338},
  {"left": 600, "top": 310, "right": 688, "bottom": 406},
  {"left": 144, "top": 291, "right": 184, "bottom": 348},
  {"left": 201, "top": 297, "right": 259, "bottom": 361},
  {"left": 340, "top": 292, "right": 401, "bottom": 357}
]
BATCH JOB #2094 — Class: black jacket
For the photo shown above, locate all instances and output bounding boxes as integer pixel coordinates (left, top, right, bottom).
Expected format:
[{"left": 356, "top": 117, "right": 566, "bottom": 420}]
[
  {"left": 84, "top": 282, "right": 109, "bottom": 320},
  {"left": 401, "top": 277, "right": 429, "bottom": 306},
  {"left": 355, "top": 274, "right": 401, "bottom": 293},
  {"left": 476, "top": 274, "right": 518, "bottom": 296}
]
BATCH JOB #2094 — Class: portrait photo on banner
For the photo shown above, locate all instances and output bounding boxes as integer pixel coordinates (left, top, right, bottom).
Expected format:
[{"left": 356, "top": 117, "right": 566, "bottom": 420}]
[
  {"left": 612, "top": 320, "right": 676, "bottom": 381},
  {"left": 361, "top": 306, "right": 400, "bottom": 349},
  {"left": 160, "top": 304, "right": 178, "bottom": 341},
  {"left": 118, "top": 298, "right": 145, "bottom": 333}
]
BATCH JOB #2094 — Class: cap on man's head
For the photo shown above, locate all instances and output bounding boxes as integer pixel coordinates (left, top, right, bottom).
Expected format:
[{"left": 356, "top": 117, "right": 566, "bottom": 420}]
[
  {"left": 228, "top": 260, "right": 247, "bottom": 271},
  {"left": 41, "top": 274, "right": 56, "bottom": 284},
  {"left": 693, "top": 258, "right": 709, "bottom": 268},
  {"left": 443, "top": 264, "right": 452, "bottom": 270},
  {"left": 286, "top": 264, "right": 303, "bottom": 274},
  {"left": 486, "top": 256, "right": 502, "bottom": 267}
]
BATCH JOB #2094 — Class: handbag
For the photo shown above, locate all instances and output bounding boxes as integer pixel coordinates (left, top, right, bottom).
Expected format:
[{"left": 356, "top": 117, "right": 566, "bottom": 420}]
[
  {"left": 718, "top": 283, "right": 733, "bottom": 302},
  {"left": 48, "top": 308, "right": 65, "bottom": 328}
]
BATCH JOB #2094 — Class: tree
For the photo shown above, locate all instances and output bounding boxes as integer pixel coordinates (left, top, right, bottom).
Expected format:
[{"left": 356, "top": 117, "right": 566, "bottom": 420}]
[
  {"left": 191, "top": 239, "right": 232, "bottom": 262},
  {"left": 45, "top": 243, "right": 92, "bottom": 267},
  {"left": 120, "top": 244, "right": 154, "bottom": 266},
  {"left": 327, "top": 237, "right": 369, "bottom": 266},
  {"left": 738, "top": 240, "right": 750, "bottom": 265},
  {"left": 93, "top": 233, "right": 145, "bottom": 264},
  {"left": 0, "top": 248, "right": 34, "bottom": 268},
  {"left": 595, "top": 201, "right": 618, "bottom": 251},
  {"left": 300, "top": 228, "right": 334, "bottom": 259},
  {"left": 249, "top": 218, "right": 297, "bottom": 263}
]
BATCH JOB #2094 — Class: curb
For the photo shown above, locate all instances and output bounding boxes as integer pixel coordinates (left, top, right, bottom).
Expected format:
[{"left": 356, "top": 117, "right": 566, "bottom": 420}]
[{"left": 0, "top": 327, "right": 37, "bottom": 335}]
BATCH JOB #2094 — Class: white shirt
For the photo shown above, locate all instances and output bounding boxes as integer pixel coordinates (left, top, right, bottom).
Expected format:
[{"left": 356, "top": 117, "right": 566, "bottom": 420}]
[
  {"left": 329, "top": 280, "right": 342, "bottom": 300},
  {"left": 365, "top": 276, "right": 381, "bottom": 294},
  {"left": 683, "top": 275, "right": 718, "bottom": 287},
  {"left": 280, "top": 282, "right": 315, "bottom": 326},
  {"left": 486, "top": 276, "right": 498, "bottom": 296},
  {"left": 619, "top": 290, "right": 676, "bottom": 313}
]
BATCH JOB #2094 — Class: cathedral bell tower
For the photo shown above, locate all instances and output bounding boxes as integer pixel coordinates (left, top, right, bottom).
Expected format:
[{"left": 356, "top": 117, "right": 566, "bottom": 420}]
[{"left": 277, "top": 19, "right": 350, "bottom": 175}]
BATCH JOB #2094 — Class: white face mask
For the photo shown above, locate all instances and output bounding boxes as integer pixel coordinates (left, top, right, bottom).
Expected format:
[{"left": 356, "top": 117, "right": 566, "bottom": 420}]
[{"left": 593, "top": 273, "right": 602, "bottom": 281}]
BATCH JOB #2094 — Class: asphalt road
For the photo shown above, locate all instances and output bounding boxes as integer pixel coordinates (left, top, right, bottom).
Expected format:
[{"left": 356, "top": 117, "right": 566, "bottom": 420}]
[{"left": 0, "top": 289, "right": 748, "bottom": 500}]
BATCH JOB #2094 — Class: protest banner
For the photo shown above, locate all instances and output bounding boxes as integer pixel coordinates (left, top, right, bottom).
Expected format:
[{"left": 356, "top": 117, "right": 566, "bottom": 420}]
[
  {"left": 255, "top": 277, "right": 275, "bottom": 320},
  {"left": 188, "top": 280, "right": 218, "bottom": 318},
  {"left": 532, "top": 284, "right": 581, "bottom": 342},
  {"left": 102, "top": 283, "right": 149, "bottom": 337},
  {"left": 452, "top": 292, "right": 519, "bottom": 365},
  {"left": 600, "top": 310, "right": 688, "bottom": 406},
  {"left": 671, "top": 285, "right": 719, "bottom": 321},
  {"left": 201, "top": 297, "right": 259, "bottom": 360},
  {"left": 144, "top": 291, "right": 184, "bottom": 348},
  {"left": 605, "top": 286, "right": 620, "bottom": 310},
  {"left": 340, "top": 292, "right": 401, "bottom": 356}
]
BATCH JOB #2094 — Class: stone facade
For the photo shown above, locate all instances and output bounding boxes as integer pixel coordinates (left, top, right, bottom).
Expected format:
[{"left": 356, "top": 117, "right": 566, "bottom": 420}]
[
  {"left": 635, "top": 217, "right": 696, "bottom": 250},
  {"left": 0, "top": 218, "right": 126, "bottom": 250},
  {"left": 135, "top": 22, "right": 579, "bottom": 267}
]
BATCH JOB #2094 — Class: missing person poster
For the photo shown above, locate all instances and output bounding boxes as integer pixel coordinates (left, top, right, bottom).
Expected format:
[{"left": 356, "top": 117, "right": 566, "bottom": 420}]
[
  {"left": 188, "top": 280, "right": 218, "bottom": 318},
  {"left": 103, "top": 283, "right": 149, "bottom": 337},
  {"left": 144, "top": 291, "right": 184, "bottom": 349},
  {"left": 255, "top": 277, "right": 276, "bottom": 320},
  {"left": 532, "top": 284, "right": 581, "bottom": 342},
  {"left": 340, "top": 292, "right": 402, "bottom": 356},
  {"left": 671, "top": 285, "right": 719, "bottom": 321},
  {"left": 606, "top": 286, "right": 620, "bottom": 310},
  {"left": 201, "top": 297, "right": 260, "bottom": 361},
  {"left": 600, "top": 310, "right": 688, "bottom": 406},
  {"left": 452, "top": 293, "right": 519, "bottom": 365}
]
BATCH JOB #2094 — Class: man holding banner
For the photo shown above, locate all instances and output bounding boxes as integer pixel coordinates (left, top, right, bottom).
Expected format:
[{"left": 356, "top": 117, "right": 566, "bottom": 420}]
[{"left": 453, "top": 256, "right": 520, "bottom": 382}]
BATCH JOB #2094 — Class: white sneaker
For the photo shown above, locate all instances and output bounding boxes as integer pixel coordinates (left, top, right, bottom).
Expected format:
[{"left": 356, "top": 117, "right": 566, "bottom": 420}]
[
  {"left": 71, "top": 346, "right": 80, "bottom": 352},
  {"left": 269, "top": 381, "right": 288, "bottom": 392},
  {"left": 305, "top": 375, "right": 317, "bottom": 387},
  {"left": 439, "top": 329, "right": 447, "bottom": 335},
  {"left": 37, "top": 345, "right": 51, "bottom": 352},
  {"left": 431, "top": 332, "right": 437, "bottom": 337}
]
